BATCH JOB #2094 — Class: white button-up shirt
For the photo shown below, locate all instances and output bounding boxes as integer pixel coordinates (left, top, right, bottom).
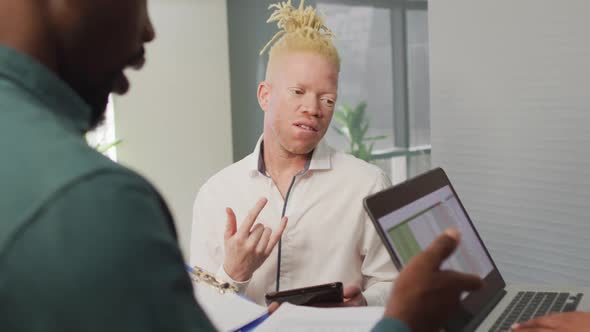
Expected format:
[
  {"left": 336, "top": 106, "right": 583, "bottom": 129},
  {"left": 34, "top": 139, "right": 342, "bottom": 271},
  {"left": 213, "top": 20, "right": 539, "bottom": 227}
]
[{"left": 190, "top": 138, "right": 397, "bottom": 306}]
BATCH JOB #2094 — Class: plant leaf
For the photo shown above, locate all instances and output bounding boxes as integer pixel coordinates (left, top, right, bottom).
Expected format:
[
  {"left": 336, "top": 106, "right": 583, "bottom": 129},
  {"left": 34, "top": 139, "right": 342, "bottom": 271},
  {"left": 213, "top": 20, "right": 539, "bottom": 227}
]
[
  {"left": 332, "top": 125, "right": 348, "bottom": 138},
  {"left": 364, "top": 135, "right": 388, "bottom": 141},
  {"left": 97, "top": 139, "right": 123, "bottom": 154},
  {"left": 333, "top": 111, "right": 347, "bottom": 126}
]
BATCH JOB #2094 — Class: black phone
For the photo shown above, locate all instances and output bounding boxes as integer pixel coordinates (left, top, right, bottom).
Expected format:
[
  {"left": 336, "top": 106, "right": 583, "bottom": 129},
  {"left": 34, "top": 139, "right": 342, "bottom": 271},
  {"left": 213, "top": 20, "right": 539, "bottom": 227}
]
[{"left": 264, "top": 282, "right": 343, "bottom": 306}]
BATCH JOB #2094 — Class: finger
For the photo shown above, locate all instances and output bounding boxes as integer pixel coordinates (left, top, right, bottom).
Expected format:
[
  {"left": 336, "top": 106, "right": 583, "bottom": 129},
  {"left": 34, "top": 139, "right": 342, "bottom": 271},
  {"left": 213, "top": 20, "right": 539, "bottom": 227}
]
[
  {"left": 421, "top": 228, "right": 460, "bottom": 270},
  {"left": 511, "top": 315, "right": 560, "bottom": 330},
  {"left": 268, "top": 302, "right": 281, "bottom": 315},
  {"left": 265, "top": 216, "right": 288, "bottom": 256},
  {"left": 238, "top": 197, "right": 268, "bottom": 236},
  {"left": 441, "top": 270, "right": 484, "bottom": 292},
  {"left": 246, "top": 223, "right": 265, "bottom": 247},
  {"left": 343, "top": 295, "right": 366, "bottom": 307},
  {"left": 512, "top": 322, "right": 553, "bottom": 331},
  {"left": 511, "top": 327, "right": 551, "bottom": 332},
  {"left": 342, "top": 285, "right": 362, "bottom": 299},
  {"left": 256, "top": 227, "right": 272, "bottom": 254},
  {"left": 224, "top": 207, "right": 237, "bottom": 240}
]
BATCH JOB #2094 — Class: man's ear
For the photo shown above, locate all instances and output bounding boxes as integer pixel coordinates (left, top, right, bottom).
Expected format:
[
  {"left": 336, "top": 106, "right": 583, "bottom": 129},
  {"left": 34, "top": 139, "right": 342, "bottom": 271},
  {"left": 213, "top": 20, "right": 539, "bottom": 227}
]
[{"left": 257, "top": 81, "right": 271, "bottom": 112}]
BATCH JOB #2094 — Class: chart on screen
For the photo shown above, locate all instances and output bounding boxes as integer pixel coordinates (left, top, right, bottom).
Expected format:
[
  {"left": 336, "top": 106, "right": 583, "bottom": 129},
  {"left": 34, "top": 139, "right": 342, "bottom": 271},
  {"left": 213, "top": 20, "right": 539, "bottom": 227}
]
[{"left": 385, "top": 186, "right": 493, "bottom": 279}]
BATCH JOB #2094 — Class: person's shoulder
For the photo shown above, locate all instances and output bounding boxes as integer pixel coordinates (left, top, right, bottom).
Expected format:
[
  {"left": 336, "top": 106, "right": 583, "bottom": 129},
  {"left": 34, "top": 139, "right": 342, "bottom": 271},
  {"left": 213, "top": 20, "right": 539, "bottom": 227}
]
[
  {"left": 80, "top": 165, "right": 157, "bottom": 197},
  {"left": 1, "top": 168, "right": 210, "bottom": 330},
  {"left": 5, "top": 159, "right": 174, "bottom": 264},
  {"left": 330, "top": 148, "right": 388, "bottom": 181},
  {"left": 62, "top": 145, "right": 157, "bottom": 198},
  {"left": 199, "top": 153, "right": 255, "bottom": 192},
  {"left": 43, "top": 133, "right": 153, "bottom": 196},
  {"left": 37, "top": 142, "right": 169, "bottom": 228},
  {"left": 42, "top": 164, "right": 174, "bottom": 242}
]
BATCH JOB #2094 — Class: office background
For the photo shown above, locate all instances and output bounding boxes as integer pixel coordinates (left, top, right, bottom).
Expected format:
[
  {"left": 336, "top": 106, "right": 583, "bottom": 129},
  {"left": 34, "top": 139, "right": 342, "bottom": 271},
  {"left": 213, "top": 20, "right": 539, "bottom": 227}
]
[
  {"left": 100, "top": 0, "right": 589, "bottom": 286},
  {"left": 431, "top": 0, "right": 590, "bottom": 285}
]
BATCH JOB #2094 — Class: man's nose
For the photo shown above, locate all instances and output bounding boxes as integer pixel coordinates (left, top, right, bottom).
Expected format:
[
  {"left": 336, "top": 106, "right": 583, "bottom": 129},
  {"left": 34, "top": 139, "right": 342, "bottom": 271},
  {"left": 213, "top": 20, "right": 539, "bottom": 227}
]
[
  {"left": 143, "top": 14, "right": 156, "bottom": 43},
  {"left": 301, "top": 95, "right": 320, "bottom": 116}
]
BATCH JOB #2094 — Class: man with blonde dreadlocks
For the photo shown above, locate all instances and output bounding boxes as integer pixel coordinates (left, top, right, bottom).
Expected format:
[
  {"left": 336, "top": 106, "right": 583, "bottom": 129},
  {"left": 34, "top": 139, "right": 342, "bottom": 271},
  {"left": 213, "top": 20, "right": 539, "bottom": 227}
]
[{"left": 190, "top": 0, "right": 396, "bottom": 307}]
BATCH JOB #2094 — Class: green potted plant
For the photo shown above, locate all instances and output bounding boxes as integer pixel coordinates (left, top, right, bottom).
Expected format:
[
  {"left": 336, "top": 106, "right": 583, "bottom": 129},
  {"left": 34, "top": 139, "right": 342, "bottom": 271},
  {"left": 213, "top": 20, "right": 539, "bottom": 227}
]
[{"left": 332, "top": 101, "right": 386, "bottom": 162}]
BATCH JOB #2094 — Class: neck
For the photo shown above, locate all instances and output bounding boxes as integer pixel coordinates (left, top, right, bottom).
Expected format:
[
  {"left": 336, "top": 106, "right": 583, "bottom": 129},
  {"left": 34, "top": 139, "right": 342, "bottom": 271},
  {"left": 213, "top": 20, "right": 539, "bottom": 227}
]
[
  {"left": 262, "top": 135, "right": 311, "bottom": 179},
  {"left": 0, "top": 1, "right": 57, "bottom": 73}
]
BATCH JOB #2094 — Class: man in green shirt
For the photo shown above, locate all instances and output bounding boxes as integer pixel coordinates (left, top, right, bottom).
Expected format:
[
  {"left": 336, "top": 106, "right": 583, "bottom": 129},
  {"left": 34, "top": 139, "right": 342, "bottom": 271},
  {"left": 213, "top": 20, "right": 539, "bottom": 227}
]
[
  {"left": 0, "top": 0, "right": 481, "bottom": 331},
  {"left": 0, "top": 0, "right": 215, "bottom": 330}
]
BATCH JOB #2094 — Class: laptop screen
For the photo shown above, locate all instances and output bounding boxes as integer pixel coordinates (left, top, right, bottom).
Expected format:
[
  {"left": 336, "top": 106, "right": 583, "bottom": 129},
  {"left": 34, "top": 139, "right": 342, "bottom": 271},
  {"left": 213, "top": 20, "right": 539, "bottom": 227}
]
[
  {"left": 364, "top": 168, "right": 507, "bottom": 331},
  {"left": 377, "top": 185, "right": 494, "bottom": 279}
]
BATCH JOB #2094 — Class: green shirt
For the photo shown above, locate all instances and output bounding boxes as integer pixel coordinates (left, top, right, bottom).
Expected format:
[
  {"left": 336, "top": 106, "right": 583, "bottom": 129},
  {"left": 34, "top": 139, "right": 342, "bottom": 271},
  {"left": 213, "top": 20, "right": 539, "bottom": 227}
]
[
  {"left": 0, "top": 44, "right": 214, "bottom": 331},
  {"left": 373, "top": 318, "right": 411, "bottom": 332}
]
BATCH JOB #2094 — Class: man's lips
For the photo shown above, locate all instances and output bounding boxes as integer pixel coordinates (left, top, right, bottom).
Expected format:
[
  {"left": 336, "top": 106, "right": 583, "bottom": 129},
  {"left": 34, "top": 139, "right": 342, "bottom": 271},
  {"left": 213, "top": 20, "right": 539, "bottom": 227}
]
[
  {"left": 128, "top": 47, "right": 146, "bottom": 70},
  {"left": 111, "top": 56, "right": 146, "bottom": 95},
  {"left": 129, "top": 57, "right": 145, "bottom": 70},
  {"left": 293, "top": 121, "right": 319, "bottom": 132}
]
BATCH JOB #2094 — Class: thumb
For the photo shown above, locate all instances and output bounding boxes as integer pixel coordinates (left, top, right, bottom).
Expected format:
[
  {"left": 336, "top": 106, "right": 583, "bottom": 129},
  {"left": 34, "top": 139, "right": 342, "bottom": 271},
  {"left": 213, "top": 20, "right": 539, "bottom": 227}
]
[
  {"left": 343, "top": 285, "right": 362, "bottom": 298},
  {"left": 224, "top": 207, "right": 237, "bottom": 240},
  {"left": 423, "top": 228, "right": 460, "bottom": 270},
  {"left": 268, "top": 302, "right": 281, "bottom": 315}
]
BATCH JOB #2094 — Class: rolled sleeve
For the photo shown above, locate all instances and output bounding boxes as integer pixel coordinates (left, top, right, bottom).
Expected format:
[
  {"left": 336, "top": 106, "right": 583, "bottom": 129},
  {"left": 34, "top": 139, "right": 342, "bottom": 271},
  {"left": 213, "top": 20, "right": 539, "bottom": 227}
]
[{"left": 216, "top": 265, "right": 251, "bottom": 294}]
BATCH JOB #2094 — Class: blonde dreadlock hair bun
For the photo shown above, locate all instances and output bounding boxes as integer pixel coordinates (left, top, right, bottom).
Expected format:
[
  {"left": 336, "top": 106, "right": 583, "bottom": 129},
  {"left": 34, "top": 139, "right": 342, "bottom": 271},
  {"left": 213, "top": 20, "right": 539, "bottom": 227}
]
[{"left": 261, "top": 0, "right": 340, "bottom": 73}]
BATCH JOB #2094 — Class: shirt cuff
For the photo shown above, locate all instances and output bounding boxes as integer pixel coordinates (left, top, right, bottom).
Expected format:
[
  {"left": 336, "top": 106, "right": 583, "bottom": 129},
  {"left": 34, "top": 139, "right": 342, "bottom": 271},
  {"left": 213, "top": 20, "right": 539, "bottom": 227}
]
[
  {"left": 216, "top": 266, "right": 250, "bottom": 294},
  {"left": 372, "top": 318, "right": 411, "bottom": 332}
]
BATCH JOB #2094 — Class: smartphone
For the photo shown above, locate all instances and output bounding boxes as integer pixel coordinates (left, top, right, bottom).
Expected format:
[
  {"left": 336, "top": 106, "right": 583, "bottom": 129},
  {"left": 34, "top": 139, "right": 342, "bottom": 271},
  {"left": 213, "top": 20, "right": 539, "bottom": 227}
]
[{"left": 264, "top": 282, "right": 343, "bottom": 306}]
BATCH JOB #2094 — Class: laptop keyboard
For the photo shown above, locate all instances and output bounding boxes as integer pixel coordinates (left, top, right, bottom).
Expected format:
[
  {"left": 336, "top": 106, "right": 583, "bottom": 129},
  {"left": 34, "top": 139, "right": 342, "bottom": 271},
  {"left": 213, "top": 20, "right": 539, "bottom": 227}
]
[{"left": 489, "top": 291, "right": 584, "bottom": 332}]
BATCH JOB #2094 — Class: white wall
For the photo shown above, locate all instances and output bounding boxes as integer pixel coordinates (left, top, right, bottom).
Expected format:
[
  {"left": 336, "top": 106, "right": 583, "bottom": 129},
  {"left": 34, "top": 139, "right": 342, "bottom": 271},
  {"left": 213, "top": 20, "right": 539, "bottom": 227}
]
[
  {"left": 114, "top": 0, "right": 233, "bottom": 257},
  {"left": 430, "top": 1, "right": 590, "bottom": 285}
]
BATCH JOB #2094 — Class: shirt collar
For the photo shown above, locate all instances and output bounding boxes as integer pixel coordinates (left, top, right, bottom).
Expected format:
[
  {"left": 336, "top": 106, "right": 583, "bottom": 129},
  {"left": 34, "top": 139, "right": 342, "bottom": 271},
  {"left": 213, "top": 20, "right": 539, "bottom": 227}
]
[
  {"left": 0, "top": 44, "right": 92, "bottom": 134},
  {"left": 248, "top": 135, "right": 333, "bottom": 177}
]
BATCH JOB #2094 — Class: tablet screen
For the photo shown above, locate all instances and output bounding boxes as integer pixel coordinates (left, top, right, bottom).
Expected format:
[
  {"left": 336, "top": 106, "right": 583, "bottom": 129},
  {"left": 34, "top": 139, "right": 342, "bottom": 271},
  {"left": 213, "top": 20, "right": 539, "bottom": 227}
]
[{"left": 377, "top": 185, "right": 493, "bottom": 278}]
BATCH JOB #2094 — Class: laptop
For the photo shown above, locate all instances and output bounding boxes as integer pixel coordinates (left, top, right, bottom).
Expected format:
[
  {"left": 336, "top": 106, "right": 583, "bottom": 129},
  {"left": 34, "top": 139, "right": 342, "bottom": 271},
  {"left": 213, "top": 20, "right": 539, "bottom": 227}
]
[{"left": 364, "top": 167, "right": 589, "bottom": 332}]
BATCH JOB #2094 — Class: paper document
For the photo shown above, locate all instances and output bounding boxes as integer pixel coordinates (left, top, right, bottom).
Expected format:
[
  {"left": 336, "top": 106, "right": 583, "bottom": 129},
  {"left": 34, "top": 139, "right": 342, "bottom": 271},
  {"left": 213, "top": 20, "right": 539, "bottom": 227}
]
[
  {"left": 193, "top": 283, "right": 268, "bottom": 332},
  {"left": 256, "top": 302, "right": 384, "bottom": 331}
]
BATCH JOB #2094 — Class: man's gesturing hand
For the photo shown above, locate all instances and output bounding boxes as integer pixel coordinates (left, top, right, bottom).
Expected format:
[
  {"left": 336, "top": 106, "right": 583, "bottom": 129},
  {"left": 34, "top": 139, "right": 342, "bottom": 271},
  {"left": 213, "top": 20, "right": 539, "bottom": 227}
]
[
  {"left": 223, "top": 197, "right": 288, "bottom": 282},
  {"left": 385, "top": 229, "right": 484, "bottom": 332}
]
